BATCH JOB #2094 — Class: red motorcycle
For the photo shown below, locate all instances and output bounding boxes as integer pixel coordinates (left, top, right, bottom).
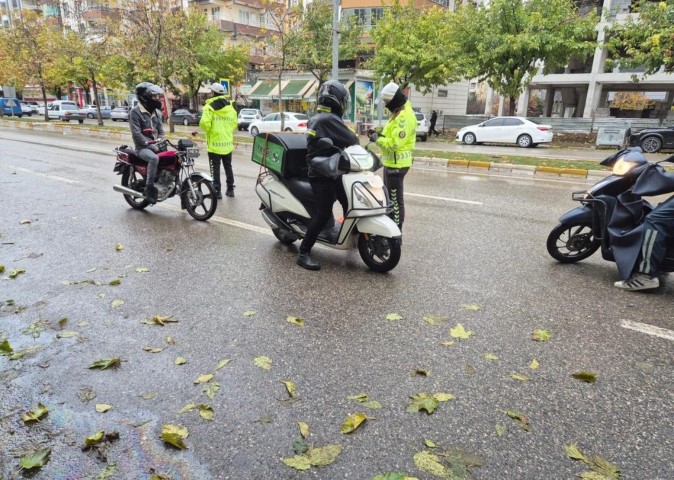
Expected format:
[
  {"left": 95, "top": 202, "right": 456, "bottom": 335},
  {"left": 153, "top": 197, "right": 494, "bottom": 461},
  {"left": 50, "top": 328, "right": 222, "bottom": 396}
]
[{"left": 112, "top": 135, "right": 217, "bottom": 221}]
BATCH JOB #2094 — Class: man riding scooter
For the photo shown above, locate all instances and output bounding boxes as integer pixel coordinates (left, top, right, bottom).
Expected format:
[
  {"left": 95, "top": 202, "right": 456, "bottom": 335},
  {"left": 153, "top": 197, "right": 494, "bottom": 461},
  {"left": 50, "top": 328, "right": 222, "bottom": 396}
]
[{"left": 296, "top": 80, "right": 359, "bottom": 271}]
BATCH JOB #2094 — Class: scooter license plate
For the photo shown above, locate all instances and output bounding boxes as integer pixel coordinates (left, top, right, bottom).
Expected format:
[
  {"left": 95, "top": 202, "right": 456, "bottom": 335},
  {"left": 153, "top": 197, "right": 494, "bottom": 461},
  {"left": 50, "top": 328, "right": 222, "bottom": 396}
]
[{"left": 186, "top": 147, "right": 199, "bottom": 158}]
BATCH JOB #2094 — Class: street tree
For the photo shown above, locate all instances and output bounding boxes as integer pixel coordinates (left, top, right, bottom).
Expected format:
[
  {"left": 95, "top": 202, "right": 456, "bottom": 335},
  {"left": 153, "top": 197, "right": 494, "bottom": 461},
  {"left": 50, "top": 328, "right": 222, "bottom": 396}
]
[
  {"left": 261, "top": 0, "right": 304, "bottom": 128},
  {"left": 453, "top": 0, "right": 598, "bottom": 115},
  {"left": 0, "top": 10, "right": 70, "bottom": 120},
  {"left": 368, "top": 1, "right": 465, "bottom": 93},
  {"left": 605, "top": 0, "right": 674, "bottom": 75},
  {"left": 169, "top": 9, "right": 249, "bottom": 109},
  {"left": 287, "top": 0, "right": 364, "bottom": 89}
]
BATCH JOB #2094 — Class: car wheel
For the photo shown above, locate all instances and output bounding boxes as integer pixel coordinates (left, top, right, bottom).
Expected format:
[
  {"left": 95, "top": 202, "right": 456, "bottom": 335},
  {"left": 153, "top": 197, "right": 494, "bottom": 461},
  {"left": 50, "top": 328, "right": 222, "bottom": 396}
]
[
  {"left": 78, "top": 119, "right": 84, "bottom": 124},
  {"left": 87, "top": 113, "right": 94, "bottom": 119},
  {"left": 112, "top": 118, "right": 117, "bottom": 122},
  {"left": 251, "top": 126, "right": 259, "bottom": 136},
  {"left": 183, "top": 118, "right": 189, "bottom": 126},
  {"left": 640, "top": 136, "right": 662, "bottom": 153},
  {"left": 517, "top": 134, "right": 533, "bottom": 148},
  {"left": 284, "top": 127, "right": 293, "bottom": 132},
  {"left": 463, "top": 132, "right": 476, "bottom": 145}
]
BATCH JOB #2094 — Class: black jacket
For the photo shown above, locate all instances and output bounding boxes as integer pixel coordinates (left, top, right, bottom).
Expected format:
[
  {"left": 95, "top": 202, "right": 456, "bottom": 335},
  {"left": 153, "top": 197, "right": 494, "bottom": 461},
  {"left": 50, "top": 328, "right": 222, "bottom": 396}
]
[{"left": 306, "top": 111, "right": 359, "bottom": 177}]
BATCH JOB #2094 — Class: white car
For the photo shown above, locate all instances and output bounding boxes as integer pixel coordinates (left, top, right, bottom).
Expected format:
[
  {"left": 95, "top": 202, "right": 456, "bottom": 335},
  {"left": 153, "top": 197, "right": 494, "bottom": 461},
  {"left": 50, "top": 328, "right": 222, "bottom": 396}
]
[
  {"left": 18, "top": 101, "right": 34, "bottom": 116},
  {"left": 415, "top": 112, "right": 429, "bottom": 142},
  {"left": 248, "top": 112, "right": 309, "bottom": 136},
  {"left": 237, "top": 108, "right": 263, "bottom": 131},
  {"left": 456, "top": 116, "right": 553, "bottom": 148}
]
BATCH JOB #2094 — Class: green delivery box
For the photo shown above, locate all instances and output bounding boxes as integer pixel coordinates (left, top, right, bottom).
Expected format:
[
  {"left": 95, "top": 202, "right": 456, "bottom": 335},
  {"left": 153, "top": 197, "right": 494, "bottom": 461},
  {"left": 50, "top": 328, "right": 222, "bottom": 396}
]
[{"left": 251, "top": 133, "right": 308, "bottom": 178}]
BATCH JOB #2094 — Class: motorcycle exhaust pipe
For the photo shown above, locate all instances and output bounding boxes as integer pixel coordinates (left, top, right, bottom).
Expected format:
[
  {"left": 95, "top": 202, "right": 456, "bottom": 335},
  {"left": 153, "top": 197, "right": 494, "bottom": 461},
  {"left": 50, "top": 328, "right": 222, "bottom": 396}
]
[{"left": 113, "top": 185, "right": 145, "bottom": 198}]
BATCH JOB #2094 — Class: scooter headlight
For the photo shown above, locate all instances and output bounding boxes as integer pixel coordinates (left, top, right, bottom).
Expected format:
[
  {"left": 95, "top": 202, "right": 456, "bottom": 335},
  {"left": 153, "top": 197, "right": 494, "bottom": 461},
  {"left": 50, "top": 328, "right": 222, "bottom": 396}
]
[
  {"left": 613, "top": 159, "right": 638, "bottom": 176},
  {"left": 353, "top": 182, "right": 385, "bottom": 208}
]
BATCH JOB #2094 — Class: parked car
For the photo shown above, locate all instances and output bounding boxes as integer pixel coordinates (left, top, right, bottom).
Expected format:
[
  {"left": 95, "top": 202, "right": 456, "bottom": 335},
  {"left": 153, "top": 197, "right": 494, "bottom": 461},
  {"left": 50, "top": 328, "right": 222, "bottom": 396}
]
[
  {"left": 80, "top": 105, "right": 112, "bottom": 119},
  {"left": 238, "top": 108, "right": 263, "bottom": 131},
  {"left": 26, "top": 102, "right": 40, "bottom": 114},
  {"left": 415, "top": 112, "right": 429, "bottom": 142},
  {"left": 0, "top": 98, "right": 23, "bottom": 117},
  {"left": 170, "top": 108, "right": 201, "bottom": 126},
  {"left": 110, "top": 106, "right": 130, "bottom": 122},
  {"left": 47, "top": 101, "right": 85, "bottom": 123},
  {"left": 456, "top": 116, "right": 553, "bottom": 148},
  {"left": 248, "top": 112, "right": 309, "bottom": 136},
  {"left": 36, "top": 102, "right": 51, "bottom": 115},
  {"left": 628, "top": 125, "right": 674, "bottom": 153},
  {"left": 17, "top": 101, "right": 34, "bottom": 116}
]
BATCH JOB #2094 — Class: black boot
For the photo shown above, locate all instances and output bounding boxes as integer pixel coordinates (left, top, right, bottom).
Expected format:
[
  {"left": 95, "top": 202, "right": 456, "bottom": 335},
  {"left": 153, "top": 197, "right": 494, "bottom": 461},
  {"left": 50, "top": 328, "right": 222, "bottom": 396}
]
[
  {"left": 225, "top": 186, "right": 235, "bottom": 197},
  {"left": 296, "top": 252, "right": 320, "bottom": 270},
  {"left": 216, "top": 191, "right": 223, "bottom": 200},
  {"left": 144, "top": 185, "right": 158, "bottom": 205}
]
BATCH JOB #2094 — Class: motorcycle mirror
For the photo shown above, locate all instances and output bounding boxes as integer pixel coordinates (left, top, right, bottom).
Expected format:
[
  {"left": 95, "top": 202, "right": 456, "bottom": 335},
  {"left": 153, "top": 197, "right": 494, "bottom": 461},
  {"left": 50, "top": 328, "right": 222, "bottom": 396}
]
[{"left": 317, "top": 137, "right": 334, "bottom": 149}]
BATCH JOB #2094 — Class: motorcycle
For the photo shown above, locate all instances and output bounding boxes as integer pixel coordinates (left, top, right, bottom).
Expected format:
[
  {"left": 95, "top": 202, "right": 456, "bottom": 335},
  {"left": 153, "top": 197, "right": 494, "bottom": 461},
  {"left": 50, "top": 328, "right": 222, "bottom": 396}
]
[
  {"left": 112, "top": 132, "right": 217, "bottom": 221},
  {"left": 546, "top": 147, "right": 674, "bottom": 273},
  {"left": 253, "top": 133, "right": 402, "bottom": 272}
]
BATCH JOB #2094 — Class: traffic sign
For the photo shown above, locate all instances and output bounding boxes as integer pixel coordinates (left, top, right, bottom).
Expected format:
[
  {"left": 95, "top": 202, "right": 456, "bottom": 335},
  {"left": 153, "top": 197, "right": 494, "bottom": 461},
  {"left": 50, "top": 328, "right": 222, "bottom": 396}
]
[{"left": 219, "top": 78, "right": 230, "bottom": 99}]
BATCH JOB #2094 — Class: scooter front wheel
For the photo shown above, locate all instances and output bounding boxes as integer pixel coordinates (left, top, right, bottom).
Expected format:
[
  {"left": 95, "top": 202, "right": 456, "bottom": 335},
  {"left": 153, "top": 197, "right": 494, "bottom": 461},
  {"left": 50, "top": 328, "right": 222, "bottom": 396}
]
[
  {"left": 546, "top": 222, "right": 600, "bottom": 263},
  {"left": 358, "top": 233, "right": 401, "bottom": 272}
]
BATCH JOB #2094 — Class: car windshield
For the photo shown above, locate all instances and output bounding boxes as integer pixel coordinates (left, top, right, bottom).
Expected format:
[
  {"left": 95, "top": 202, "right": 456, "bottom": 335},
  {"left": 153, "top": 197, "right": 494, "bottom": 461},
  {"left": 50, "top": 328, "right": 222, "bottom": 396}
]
[
  {"left": 62, "top": 105, "right": 78, "bottom": 110},
  {"left": 241, "top": 109, "right": 258, "bottom": 115},
  {"left": 293, "top": 114, "right": 309, "bottom": 120},
  {"left": 415, "top": 113, "right": 424, "bottom": 120}
]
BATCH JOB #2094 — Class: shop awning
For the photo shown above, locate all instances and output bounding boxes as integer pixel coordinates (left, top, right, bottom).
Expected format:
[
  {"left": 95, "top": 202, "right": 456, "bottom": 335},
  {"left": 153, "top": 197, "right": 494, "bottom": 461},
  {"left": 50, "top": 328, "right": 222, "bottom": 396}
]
[
  {"left": 280, "top": 79, "right": 314, "bottom": 100},
  {"left": 302, "top": 79, "right": 353, "bottom": 102},
  {"left": 247, "top": 80, "right": 280, "bottom": 100}
]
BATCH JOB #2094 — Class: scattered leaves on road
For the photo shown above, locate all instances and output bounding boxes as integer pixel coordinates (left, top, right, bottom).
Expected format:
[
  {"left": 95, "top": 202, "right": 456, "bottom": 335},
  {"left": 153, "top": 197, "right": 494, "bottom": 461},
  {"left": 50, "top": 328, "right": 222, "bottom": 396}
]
[
  {"left": 341, "top": 413, "right": 367, "bottom": 434},
  {"left": 141, "top": 315, "right": 178, "bottom": 326},
  {"left": 385, "top": 313, "right": 403, "bottom": 321},
  {"left": 135, "top": 267, "right": 149, "bottom": 273},
  {"left": 0, "top": 339, "right": 13, "bottom": 355},
  {"left": 286, "top": 316, "right": 304, "bottom": 327},
  {"left": 95, "top": 404, "right": 112, "bottom": 413},
  {"left": 282, "top": 380, "right": 298, "bottom": 398},
  {"left": 178, "top": 403, "right": 214, "bottom": 421},
  {"left": 450, "top": 323, "right": 474, "bottom": 340},
  {"left": 140, "top": 391, "right": 157, "bottom": 400},
  {"left": 413, "top": 368, "right": 430, "bottom": 377},
  {"left": 96, "top": 463, "right": 117, "bottom": 479},
  {"left": 484, "top": 353, "right": 499, "bottom": 361},
  {"left": 215, "top": 359, "right": 232, "bottom": 370},
  {"left": 108, "top": 279, "right": 121, "bottom": 286},
  {"left": 347, "top": 393, "right": 382, "bottom": 410},
  {"left": 56, "top": 330, "right": 79, "bottom": 339},
  {"left": 510, "top": 373, "right": 530, "bottom": 382},
  {"left": 529, "top": 359, "right": 540, "bottom": 370},
  {"left": 461, "top": 304, "right": 481, "bottom": 311},
  {"left": 423, "top": 315, "right": 448, "bottom": 325},
  {"left": 572, "top": 371, "right": 597, "bottom": 383},
  {"left": 243, "top": 310, "right": 256, "bottom": 317},
  {"left": 372, "top": 472, "right": 418, "bottom": 480},
  {"left": 8, "top": 268, "right": 26, "bottom": 279},
  {"left": 505, "top": 409, "right": 531, "bottom": 432},
  {"left": 496, "top": 423, "right": 506, "bottom": 437},
  {"left": 88, "top": 358, "right": 121, "bottom": 370},
  {"left": 406, "top": 393, "right": 454, "bottom": 414},
  {"left": 19, "top": 447, "right": 51, "bottom": 470},
  {"left": 531, "top": 329, "right": 551, "bottom": 342},
  {"left": 565, "top": 444, "right": 621, "bottom": 479},
  {"left": 110, "top": 299, "right": 124, "bottom": 309},
  {"left": 22, "top": 403, "right": 49, "bottom": 423},
  {"left": 282, "top": 444, "right": 342, "bottom": 471},
  {"left": 203, "top": 382, "right": 220, "bottom": 400},
  {"left": 194, "top": 374, "right": 213, "bottom": 384},
  {"left": 298, "top": 422, "right": 310, "bottom": 438},
  {"left": 254, "top": 355, "right": 272, "bottom": 370},
  {"left": 114, "top": 244, "right": 124, "bottom": 251},
  {"left": 175, "top": 357, "right": 187, "bottom": 365},
  {"left": 143, "top": 347, "right": 164, "bottom": 353},
  {"left": 160, "top": 424, "right": 189, "bottom": 449}
]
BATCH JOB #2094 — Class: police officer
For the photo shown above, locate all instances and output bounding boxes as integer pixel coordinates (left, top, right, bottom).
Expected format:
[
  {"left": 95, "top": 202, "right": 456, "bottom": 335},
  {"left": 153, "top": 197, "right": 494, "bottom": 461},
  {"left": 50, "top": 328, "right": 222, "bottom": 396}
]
[
  {"left": 129, "top": 82, "right": 165, "bottom": 204},
  {"left": 368, "top": 81, "right": 416, "bottom": 230},
  {"left": 199, "top": 83, "right": 238, "bottom": 199},
  {"left": 297, "top": 80, "right": 359, "bottom": 271}
]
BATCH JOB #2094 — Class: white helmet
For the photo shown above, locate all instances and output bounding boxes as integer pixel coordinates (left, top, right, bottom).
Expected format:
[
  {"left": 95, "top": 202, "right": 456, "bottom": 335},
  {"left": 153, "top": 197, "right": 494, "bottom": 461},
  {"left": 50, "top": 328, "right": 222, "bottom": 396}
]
[
  {"left": 379, "top": 81, "right": 407, "bottom": 111},
  {"left": 210, "top": 83, "right": 225, "bottom": 95}
]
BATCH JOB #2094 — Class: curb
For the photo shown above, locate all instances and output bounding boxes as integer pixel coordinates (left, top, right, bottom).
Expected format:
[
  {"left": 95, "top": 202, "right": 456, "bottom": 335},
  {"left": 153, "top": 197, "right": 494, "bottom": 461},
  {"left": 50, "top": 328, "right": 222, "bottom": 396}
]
[{"left": 2, "top": 119, "right": 610, "bottom": 181}]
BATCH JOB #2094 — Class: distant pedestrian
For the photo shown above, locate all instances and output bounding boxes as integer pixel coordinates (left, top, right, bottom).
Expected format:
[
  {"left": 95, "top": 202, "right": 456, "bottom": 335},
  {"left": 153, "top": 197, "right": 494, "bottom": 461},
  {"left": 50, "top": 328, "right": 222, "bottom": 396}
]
[
  {"left": 199, "top": 83, "right": 238, "bottom": 199},
  {"left": 429, "top": 110, "right": 440, "bottom": 137}
]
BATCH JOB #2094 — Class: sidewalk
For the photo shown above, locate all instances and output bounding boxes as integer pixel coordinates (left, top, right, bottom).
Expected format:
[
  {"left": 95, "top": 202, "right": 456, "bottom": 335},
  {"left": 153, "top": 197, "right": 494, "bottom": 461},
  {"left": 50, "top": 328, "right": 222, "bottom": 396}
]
[{"left": 1, "top": 118, "right": 611, "bottom": 182}]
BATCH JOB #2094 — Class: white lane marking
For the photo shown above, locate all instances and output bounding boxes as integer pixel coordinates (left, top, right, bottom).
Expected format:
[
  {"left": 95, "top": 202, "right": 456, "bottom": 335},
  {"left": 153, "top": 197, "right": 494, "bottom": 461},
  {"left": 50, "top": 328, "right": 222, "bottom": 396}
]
[
  {"left": 621, "top": 319, "right": 674, "bottom": 342},
  {"left": 407, "top": 192, "right": 483, "bottom": 205},
  {"left": 1, "top": 163, "right": 80, "bottom": 185},
  {"left": 160, "top": 204, "right": 273, "bottom": 236}
]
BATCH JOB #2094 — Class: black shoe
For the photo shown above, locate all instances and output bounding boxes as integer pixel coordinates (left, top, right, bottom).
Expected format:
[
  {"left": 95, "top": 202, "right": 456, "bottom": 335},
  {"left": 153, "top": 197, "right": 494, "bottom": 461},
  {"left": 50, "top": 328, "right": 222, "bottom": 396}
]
[
  {"left": 225, "top": 186, "right": 235, "bottom": 197},
  {"left": 296, "top": 253, "right": 320, "bottom": 270},
  {"left": 216, "top": 191, "right": 222, "bottom": 200},
  {"left": 144, "top": 185, "right": 158, "bottom": 204}
]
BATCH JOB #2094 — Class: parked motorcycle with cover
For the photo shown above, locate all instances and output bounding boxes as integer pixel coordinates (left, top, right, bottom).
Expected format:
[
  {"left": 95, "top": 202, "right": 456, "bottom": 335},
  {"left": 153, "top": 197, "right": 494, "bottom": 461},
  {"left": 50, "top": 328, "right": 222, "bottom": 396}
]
[
  {"left": 112, "top": 133, "right": 217, "bottom": 221},
  {"left": 252, "top": 133, "right": 402, "bottom": 272}
]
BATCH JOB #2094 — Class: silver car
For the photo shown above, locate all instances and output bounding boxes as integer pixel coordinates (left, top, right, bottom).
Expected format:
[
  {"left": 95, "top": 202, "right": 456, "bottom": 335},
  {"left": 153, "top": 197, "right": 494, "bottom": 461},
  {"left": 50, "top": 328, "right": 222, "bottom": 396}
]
[{"left": 110, "top": 106, "right": 130, "bottom": 122}]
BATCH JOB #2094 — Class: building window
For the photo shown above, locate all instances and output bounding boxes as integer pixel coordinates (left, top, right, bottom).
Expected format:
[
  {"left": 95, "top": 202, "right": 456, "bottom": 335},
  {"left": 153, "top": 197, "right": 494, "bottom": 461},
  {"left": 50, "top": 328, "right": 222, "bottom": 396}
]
[
  {"left": 437, "top": 89, "right": 448, "bottom": 98},
  {"left": 239, "top": 10, "right": 250, "bottom": 25},
  {"left": 212, "top": 7, "right": 220, "bottom": 22}
]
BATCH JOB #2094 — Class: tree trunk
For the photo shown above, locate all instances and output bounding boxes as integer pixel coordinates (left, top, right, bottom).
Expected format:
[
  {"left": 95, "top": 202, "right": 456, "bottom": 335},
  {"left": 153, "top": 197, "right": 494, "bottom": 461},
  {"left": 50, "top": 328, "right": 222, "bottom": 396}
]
[
  {"left": 40, "top": 82, "right": 49, "bottom": 122},
  {"left": 508, "top": 97, "right": 516, "bottom": 116},
  {"left": 90, "top": 70, "right": 103, "bottom": 127},
  {"left": 278, "top": 70, "right": 284, "bottom": 130}
]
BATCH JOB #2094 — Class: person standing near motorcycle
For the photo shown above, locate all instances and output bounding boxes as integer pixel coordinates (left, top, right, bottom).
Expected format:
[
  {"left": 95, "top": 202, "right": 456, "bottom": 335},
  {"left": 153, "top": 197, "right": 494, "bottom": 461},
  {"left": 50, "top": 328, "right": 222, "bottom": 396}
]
[
  {"left": 367, "top": 81, "right": 416, "bottom": 230},
  {"left": 129, "top": 82, "right": 165, "bottom": 204},
  {"left": 296, "top": 80, "right": 359, "bottom": 271},
  {"left": 199, "top": 83, "right": 238, "bottom": 199}
]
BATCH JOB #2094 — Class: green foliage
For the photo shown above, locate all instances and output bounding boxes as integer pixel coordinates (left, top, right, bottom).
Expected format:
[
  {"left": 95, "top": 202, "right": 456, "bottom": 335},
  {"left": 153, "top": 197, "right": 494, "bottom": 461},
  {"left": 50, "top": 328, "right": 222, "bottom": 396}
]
[
  {"left": 453, "top": 0, "right": 597, "bottom": 113},
  {"left": 606, "top": 0, "right": 674, "bottom": 75},
  {"left": 369, "top": 1, "right": 465, "bottom": 92}
]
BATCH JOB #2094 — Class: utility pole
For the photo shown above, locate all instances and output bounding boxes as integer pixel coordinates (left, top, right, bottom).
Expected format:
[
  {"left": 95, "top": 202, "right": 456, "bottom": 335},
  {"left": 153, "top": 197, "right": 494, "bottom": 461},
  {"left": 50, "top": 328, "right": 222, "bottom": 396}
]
[{"left": 331, "top": 0, "right": 339, "bottom": 80}]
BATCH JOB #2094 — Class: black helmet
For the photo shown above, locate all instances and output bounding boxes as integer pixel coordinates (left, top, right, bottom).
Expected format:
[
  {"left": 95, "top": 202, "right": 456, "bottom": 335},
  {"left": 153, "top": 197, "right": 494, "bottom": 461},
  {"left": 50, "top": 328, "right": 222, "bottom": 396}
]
[
  {"left": 135, "top": 82, "right": 164, "bottom": 110},
  {"left": 317, "top": 80, "right": 350, "bottom": 117}
]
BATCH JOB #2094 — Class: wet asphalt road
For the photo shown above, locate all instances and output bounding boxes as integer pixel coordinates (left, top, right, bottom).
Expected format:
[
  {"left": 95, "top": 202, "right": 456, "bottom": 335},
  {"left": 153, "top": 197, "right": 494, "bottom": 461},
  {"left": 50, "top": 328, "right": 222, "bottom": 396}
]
[{"left": 0, "top": 130, "right": 672, "bottom": 480}]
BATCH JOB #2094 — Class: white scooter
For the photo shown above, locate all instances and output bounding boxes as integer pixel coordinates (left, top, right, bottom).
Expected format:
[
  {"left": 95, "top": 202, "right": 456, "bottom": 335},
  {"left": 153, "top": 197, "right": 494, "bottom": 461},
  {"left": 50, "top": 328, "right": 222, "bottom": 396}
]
[{"left": 253, "top": 134, "right": 402, "bottom": 272}]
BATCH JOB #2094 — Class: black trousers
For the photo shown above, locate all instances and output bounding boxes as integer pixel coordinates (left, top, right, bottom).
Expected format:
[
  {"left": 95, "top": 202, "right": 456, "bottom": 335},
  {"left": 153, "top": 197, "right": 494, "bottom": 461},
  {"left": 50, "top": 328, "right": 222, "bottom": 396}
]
[
  {"left": 299, "top": 176, "right": 348, "bottom": 254},
  {"left": 208, "top": 152, "right": 234, "bottom": 193},
  {"left": 384, "top": 167, "right": 409, "bottom": 229},
  {"left": 636, "top": 195, "right": 674, "bottom": 276}
]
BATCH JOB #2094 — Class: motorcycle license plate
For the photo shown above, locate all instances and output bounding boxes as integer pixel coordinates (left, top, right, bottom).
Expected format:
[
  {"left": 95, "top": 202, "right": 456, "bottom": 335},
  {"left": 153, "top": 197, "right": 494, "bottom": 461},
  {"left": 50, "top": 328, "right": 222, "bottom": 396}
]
[{"left": 186, "top": 147, "right": 199, "bottom": 158}]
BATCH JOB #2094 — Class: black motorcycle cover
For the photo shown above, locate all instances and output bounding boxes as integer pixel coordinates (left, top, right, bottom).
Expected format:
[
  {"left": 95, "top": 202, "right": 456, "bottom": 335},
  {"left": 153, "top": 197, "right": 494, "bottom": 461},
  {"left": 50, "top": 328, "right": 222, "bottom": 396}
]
[{"left": 608, "top": 164, "right": 674, "bottom": 279}]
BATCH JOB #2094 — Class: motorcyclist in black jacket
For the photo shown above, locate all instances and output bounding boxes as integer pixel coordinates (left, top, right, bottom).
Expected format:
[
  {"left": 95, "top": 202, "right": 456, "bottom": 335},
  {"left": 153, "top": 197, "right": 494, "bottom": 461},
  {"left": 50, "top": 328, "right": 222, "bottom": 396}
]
[
  {"left": 296, "top": 80, "right": 359, "bottom": 271},
  {"left": 129, "top": 82, "right": 165, "bottom": 204}
]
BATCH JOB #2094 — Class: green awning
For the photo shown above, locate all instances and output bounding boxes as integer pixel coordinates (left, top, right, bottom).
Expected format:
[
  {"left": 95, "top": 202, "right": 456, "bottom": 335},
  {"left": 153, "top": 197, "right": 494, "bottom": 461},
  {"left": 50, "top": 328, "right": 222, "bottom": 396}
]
[
  {"left": 247, "top": 80, "right": 280, "bottom": 100},
  {"left": 280, "top": 79, "right": 313, "bottom": 99}
]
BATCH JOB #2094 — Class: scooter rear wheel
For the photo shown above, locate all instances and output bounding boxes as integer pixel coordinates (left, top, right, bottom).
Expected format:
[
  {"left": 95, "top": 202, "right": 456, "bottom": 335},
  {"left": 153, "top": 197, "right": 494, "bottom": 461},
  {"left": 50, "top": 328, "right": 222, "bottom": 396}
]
[
  {"left": 546, "top": 222, "right": 600, "bottom": 263},
  {"left": 358, "top": 233, "right": 401, "bottom": 272}
]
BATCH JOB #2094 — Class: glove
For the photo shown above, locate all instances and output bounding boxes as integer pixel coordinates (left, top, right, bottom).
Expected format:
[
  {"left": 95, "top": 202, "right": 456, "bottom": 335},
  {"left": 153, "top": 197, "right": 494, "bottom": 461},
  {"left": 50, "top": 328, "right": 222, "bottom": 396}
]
[
  {"left": 368, "top": 132, "right": 379, "bottom": 142},
  {"left": 148, "top": 143, "right": 159, "bottom": 153}
]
